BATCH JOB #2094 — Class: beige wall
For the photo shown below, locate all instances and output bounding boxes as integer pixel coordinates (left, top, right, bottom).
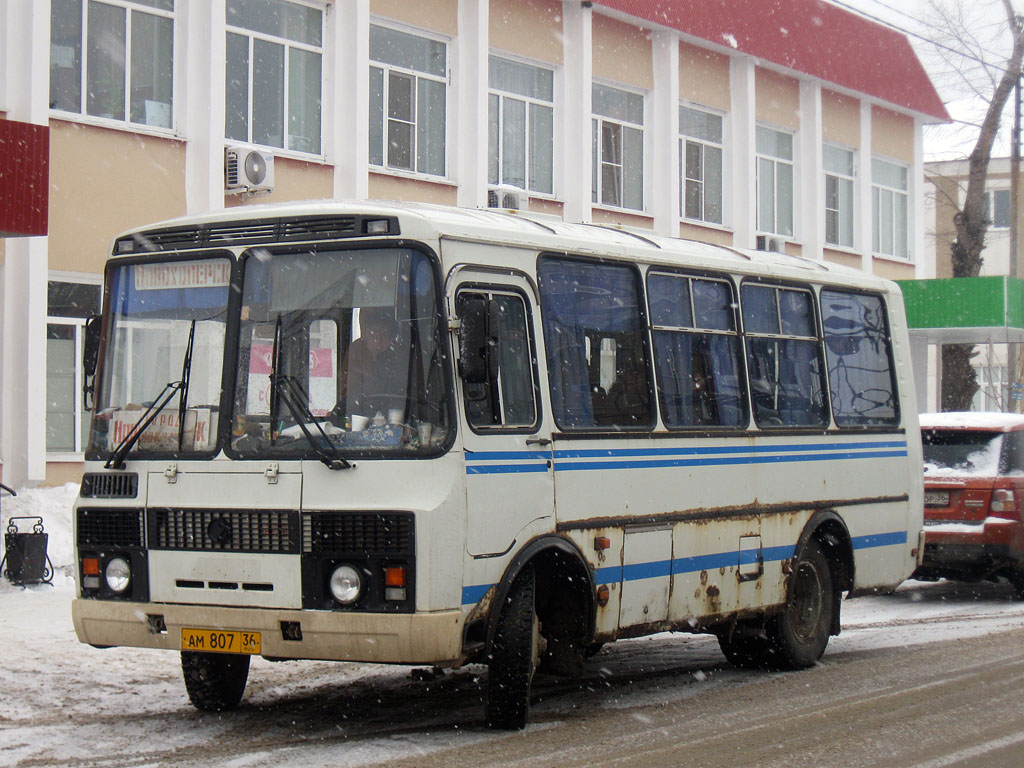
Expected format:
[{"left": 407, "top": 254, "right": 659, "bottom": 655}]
[
  {"left": 44, "top": 461, "right": 83, "bottom": 487},
  {"left": 824, "top": 249, "right": 862, "bottom": 270},
  {"left": 227, "top": 157, "right": 333, "bottom": 209},
  {"left": 369, "top": 172, "right": 458, "bottom": 206},
  {"left": 591, "top": 207, "right": 653, "bottom": 229},
  {"left": 48, "top": 120, "right": 187, "bottom": 274},
  {"left": 872, "top": 257, "right": 915, "bottom": 281},
  {"left": 929, "top": 174, "right": 959, "bottom": 279},
  {"left": 592, "top": 14, "right": 652, "bottom": 90},
  {"left": 529, "top": 197, "right": 563, "bottom": 217},
  {"left": 872, "top": 106, "right": 914, "bottom": 163},
  {"left": 371, "top": 0, "right": 457, "bottom": 35},
  {"left": 822, "top": 90, "right": 860, "bottom": 148},
  {"left": 490, "top": 0, "right": 563, "bottom": 65},
  {"left": 679, "top": 42, "right": 730, "bottom": 112},
  {"left": 679, "top": 222, "right": 732, "bottom": 246},
  {"left": 755, "top": 68, "right": 799, "bottom": 131}
]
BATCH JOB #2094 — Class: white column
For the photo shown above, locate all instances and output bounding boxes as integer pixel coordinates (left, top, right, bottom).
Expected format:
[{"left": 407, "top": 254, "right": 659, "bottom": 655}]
[
  {"left": 561, "top": 0, "right": 592, "bottom": 224},
  {"left": 799, "top": 80, "right": 823, "bottom": 260},
  {"left": 2, "top": 0, "right": 51, "bottom": 486},
  {"left": 651, "top": 31, "right": 680, "bottom": 237},
  {"left": 858, "top": 100, "right": 874, "bottom": 273},
  {"left": 455, "top": 0, "right": 488, "bottom": 208},
  {"left": 912, "top": 116, "right": 926, "bottom": 277},
  {"left": 183, "top": 0, "right": 226, "bottom": 214},
  {"left": 730, "top": 57, "right": 756, "bottom": 248},
  {"left": 330, "top": 0, "right": 370, "bottom": 200}
]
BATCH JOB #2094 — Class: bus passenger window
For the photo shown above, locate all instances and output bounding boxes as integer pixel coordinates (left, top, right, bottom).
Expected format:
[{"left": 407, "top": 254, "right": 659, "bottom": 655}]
[
  {"left": 538, "top": 257, "right": 652, "bottom": 429},
  {"left": 741, "top": 283, "right": 828, "bottom": 428},
  {"left": 456, "top": 291, "right": 537, "bottom": 429},
  {"left": 821, "top": 290, "right": 898, "bottom": 426},
  {"left": 647, "top": 273, "right": 746, "bottom": 428}
]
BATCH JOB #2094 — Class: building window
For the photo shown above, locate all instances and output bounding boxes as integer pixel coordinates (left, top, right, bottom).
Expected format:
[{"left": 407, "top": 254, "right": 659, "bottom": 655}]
[
  {"left": 47, "top": 281, "right": 102, "bottom": 454},
  {"left": 679, "top": 106, "right": 723, "bottom": 224},
  {"left": 872, "top": 158, "right": 909, "bottom": 258},
  {"left": 369, "top": 24, "right": 447, "bottom": 177},
  {"left": 225, "top": 0, "right": 323, "bottom": 155},
  {"left": 756, "top": 126, "right": 794, "bottom": 238},
  {"left": 985, "top": 189, "right": 1011, "bottom": 229},
  {"left": 824, "top": 144, "right": 855, "bottom": 248},
  {"left": 592, "top": 83, "right": 644, "bottom": 211},
  {"left": 49, "top": 0, "right": 175, "bottom": 129},
  {"left": 488, "top": 56, "right": 554, "bottom": 195}
]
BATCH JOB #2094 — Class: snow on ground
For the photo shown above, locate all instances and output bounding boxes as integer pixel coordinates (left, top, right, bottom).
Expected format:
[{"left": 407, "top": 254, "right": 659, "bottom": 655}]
[{"left": 4, "top": 487, "right": 1024, "bottom": 767}]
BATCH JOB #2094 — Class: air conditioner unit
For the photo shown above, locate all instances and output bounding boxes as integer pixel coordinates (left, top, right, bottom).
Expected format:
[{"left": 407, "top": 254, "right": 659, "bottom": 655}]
[
  {"left": 486, "top": 185, "right": 526, "bottom": 211},
  {"left": 755, "top": 235, "right": 785, "bottom": 253},
  {"left": 224, "top": 145, "right": 274, "bottom": 196}
]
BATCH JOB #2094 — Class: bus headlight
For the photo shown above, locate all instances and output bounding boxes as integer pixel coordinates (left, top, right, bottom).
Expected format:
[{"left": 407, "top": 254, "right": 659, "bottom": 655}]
[
  {"left": 329, "top": 564, "right": 362, "bottom": 605},
  {"left": 105, "top": 556, "right": 132, "bottom": 594}
]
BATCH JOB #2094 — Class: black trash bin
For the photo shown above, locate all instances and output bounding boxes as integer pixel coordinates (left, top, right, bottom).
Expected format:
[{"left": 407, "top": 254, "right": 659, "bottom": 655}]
[{"left": 1, "top": 481, "right": 54, "bottom": 586}]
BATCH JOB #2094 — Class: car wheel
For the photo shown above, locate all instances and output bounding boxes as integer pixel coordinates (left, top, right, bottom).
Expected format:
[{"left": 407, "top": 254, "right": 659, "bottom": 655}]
[{"left": 181, "top": 651, "right": 250, "bottom": 711}]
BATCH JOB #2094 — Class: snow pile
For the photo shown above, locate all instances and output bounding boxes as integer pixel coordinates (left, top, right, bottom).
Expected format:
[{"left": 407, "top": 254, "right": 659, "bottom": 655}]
[
  {"left": 924, "top": 437, "right": 1002, "bottom": 477},
  {"left": 1, "top": 482, "right": 78, "bottom": 568}
]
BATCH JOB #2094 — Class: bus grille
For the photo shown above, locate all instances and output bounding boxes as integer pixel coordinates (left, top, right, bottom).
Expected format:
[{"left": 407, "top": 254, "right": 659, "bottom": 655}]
[
  {"left": 302, "top": 512, "right": 414, "bottom": 555},
  {"left": 150, "top": 509, "right": 299, "bottom": 554},
  {"left": 80, "top": 472, "right": 139, "bottom": 499},
  {"left": 77, "top": 509, "right": 144, "bottom": 548}
]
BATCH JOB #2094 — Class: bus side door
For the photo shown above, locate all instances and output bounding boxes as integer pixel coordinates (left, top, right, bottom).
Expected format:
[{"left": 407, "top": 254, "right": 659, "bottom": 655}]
[{"left": 451, "top": 269, "right": 554, "bottom": 558}]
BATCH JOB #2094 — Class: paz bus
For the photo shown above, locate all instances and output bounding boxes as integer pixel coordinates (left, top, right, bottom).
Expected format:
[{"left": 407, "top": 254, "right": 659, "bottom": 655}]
[{"left": 72, "top": 200, "right": 922, "bottom": 729}]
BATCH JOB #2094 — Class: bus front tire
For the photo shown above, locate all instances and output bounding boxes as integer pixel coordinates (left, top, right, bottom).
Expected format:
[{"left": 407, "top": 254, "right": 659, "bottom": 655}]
[
  {"left": 181, "top": 651, "right": 250, "bottom": 711},
  {"left": 767, "top": 539, "right": 834, "bottom": 669},
  {"left": 486, "top": 565, "right": 538, "bottom": 730}
]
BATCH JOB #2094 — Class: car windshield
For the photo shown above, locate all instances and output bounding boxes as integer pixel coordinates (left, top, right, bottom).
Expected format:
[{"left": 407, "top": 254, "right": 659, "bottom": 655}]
[
  {"left": 89, "top": 257, "right": 232, "bottom": 458},
  {"left": 230, "top": 246, "right": 451, "bottom": 457},
  {"left": 922, "top": 429, "right": 1004, "bottom": 476}
]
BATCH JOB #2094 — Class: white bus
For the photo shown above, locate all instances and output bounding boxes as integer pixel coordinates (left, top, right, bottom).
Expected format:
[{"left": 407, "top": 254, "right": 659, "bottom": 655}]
[{"left": 72, "top": 201, "right": 923, "bottom": 729}]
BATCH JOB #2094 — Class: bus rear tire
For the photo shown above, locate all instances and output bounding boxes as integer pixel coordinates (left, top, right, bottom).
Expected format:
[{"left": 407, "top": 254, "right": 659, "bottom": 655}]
[
  {"left": 486, "top": 565, "right": 537, "bottom": 730},
  {"left": 181, "top": 651, "right": 250, "bottom": 711},
  {"left": 767, "top": 539, "right": 834, "bottom": 669},
  {"left": 717, "top": 631, "right": 774, "bottom": 669}
]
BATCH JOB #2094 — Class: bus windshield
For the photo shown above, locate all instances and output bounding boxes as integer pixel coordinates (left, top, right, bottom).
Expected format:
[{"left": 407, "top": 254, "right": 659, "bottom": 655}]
[
  {"left": 90, "top": 257, "right": 233, "bottom": 458},
  {"left": 229, "top": 246, "right": 450, "bottom": 457}
]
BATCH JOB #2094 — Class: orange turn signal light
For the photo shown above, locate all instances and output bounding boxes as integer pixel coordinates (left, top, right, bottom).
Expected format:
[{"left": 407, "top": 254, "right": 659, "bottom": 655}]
[
  {"left": 82, "top": 557, "right": 100, "bottom": 576},
  {"left": 596, "top": 584, "right": 610, "bottom": 607},
  {"left": 384, "top": 566, "right": 407, "bottom": 588},
  {"left": 594, "top": 536, "right": 611, "bottom": 551}
]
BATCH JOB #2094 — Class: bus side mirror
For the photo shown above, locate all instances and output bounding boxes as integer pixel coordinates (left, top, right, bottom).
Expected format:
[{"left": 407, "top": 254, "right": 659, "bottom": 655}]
[
  {"left": 458, "top": 297, "right": 489, "bottom": 384},
  {"left": 82, "top": 314, "right": 101, "bottom": 411}
]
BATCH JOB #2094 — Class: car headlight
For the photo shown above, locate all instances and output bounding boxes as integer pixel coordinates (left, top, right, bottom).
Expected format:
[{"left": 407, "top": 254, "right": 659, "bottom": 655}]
[
  {"left": 105, "top": 556, "right": 131, "bottom": 594},
  {"left": 329, "top": 564, "right": 362, "bottom": 605}
]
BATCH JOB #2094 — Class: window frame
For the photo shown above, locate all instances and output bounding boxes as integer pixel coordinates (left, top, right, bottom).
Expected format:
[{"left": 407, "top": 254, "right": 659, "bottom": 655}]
[
  {"left": 225, "top": 0, "right": 326, "bottom": 156},
  {"left": 755, "top": 125, "right": 796, "bottom": 238},
  {"left": 985, "top": 188, "right": 1012, "bottom": 230},
  {"left": 823, "top": 143, "right": 856, "bottom": 249},
  {"left": 487, "top": 54, "right": 556, "bottom": 196},
  {"left": 591, "top": 82, "right": 646, "bottom": 213},
  {"left": 49, "top": 0, "right": 177, "bottom": 135},
  {"left": 871, "top": 156, "right": 910, "bottom": 259},
  {"left": 679, "top": 104, "right": 726, "bottom": 226},
  {"left": 368, "top": 22, "right": 450, "bottom": 179}
]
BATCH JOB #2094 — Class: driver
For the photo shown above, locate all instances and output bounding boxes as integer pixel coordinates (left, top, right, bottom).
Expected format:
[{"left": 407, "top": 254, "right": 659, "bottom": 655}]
[{"left": 339, "top": 306, "right": 405, "bottom": 421}]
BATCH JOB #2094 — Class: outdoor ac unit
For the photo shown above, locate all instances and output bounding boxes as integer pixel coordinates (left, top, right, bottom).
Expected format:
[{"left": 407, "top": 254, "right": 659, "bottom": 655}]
[
  {"left": 755, "top": 235, "right": 784, "bottom": 253},
  {"left": 487, "top": 185, "right": 526, "bottom": 210},
  {"left": 224, "top": 145, "right": 274, "bottom": 195}
]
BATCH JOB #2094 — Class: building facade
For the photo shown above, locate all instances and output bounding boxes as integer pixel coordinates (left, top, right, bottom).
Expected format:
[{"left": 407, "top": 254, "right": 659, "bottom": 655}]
[{"left": 0, "top": 0, "right": 947, "bottom": 487}]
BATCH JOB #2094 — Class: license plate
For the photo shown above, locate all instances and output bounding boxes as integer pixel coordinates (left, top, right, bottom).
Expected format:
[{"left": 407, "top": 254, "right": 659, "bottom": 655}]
[
  {"left": 924, "top": 490, "right": 950, "bottom": 507},
  {"left": 181, "top": 628, "right": 261, "bottom": 655}
]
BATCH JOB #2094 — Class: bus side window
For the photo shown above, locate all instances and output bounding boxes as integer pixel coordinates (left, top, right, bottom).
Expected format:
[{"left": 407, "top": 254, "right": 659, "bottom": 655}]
[
  {"left": 456, "top": 290, "right": 538, "bottom": 430},
  {"left": 741, "top": 283, "right": 828, "bottom": 428},
  {"left": 538, "top": 257, "right": 652, "bottom": 429}
]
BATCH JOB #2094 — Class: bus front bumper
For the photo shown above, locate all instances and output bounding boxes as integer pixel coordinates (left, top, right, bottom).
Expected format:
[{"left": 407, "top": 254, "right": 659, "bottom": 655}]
[{"left": 72, "top": 599, "right": 464, "bottom": 664}]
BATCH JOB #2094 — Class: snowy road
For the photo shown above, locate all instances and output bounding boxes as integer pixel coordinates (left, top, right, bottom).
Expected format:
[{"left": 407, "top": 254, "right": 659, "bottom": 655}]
[{"left": 3, "top": 576, "right": 1024, "bottom": 767}]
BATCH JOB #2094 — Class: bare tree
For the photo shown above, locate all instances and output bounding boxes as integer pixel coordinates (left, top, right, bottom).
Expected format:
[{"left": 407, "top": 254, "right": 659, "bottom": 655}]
[{"left": 924, "top": 0, "right": 1024, "bottom": 410}]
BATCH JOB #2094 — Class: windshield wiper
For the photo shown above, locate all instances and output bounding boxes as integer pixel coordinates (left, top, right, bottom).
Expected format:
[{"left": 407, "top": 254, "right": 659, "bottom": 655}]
[
  {"left": 268, "top": 314, "right": 353, "bottom": 471},
  {"left": 105, "top": 319, "right": 197, "bottom": 470}
]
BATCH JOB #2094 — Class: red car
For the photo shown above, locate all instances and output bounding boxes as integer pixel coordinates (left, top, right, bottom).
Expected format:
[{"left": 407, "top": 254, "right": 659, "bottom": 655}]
[{"left": 915, "top": 412, "right": 1024, "bottom": 597}]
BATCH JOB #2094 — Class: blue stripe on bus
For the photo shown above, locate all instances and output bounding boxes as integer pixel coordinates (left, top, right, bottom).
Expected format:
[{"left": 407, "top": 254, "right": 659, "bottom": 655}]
[
  {"left": 551, "top": 450, "right": 907, "bottom": 473},
  {"left": 461, "top": 531, "right": 908, "bottom": 605}
]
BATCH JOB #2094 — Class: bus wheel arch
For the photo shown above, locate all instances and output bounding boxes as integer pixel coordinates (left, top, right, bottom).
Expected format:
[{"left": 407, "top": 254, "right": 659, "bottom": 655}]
[{"left": 796, "top": 510, "right": 854, "bottom": 637}]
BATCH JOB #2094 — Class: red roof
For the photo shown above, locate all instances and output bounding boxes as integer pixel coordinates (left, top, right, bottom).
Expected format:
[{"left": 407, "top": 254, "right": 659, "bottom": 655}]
[{"left": 594, "top": 0, "right": 950, "bottom": 122}]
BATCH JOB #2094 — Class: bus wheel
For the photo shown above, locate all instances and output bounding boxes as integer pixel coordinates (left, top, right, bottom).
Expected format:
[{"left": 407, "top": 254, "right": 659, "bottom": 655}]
[
  {"left": 717, "top": 631, "right": 774, "bottom": 669},
  {"left": 486, "top": 565, "right": 538, "bottom": 730},
  {"left": 181, "top": 651, "right": 250, "bottom": 711},
  {"left": 768, "top": 539, "right": 834, "bottom": 669}
]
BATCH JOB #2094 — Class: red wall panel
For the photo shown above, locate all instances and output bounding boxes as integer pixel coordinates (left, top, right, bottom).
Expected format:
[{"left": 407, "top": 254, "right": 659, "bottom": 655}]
[{"left": 0, "top": 119, "right": 50, "bottom": 238}]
